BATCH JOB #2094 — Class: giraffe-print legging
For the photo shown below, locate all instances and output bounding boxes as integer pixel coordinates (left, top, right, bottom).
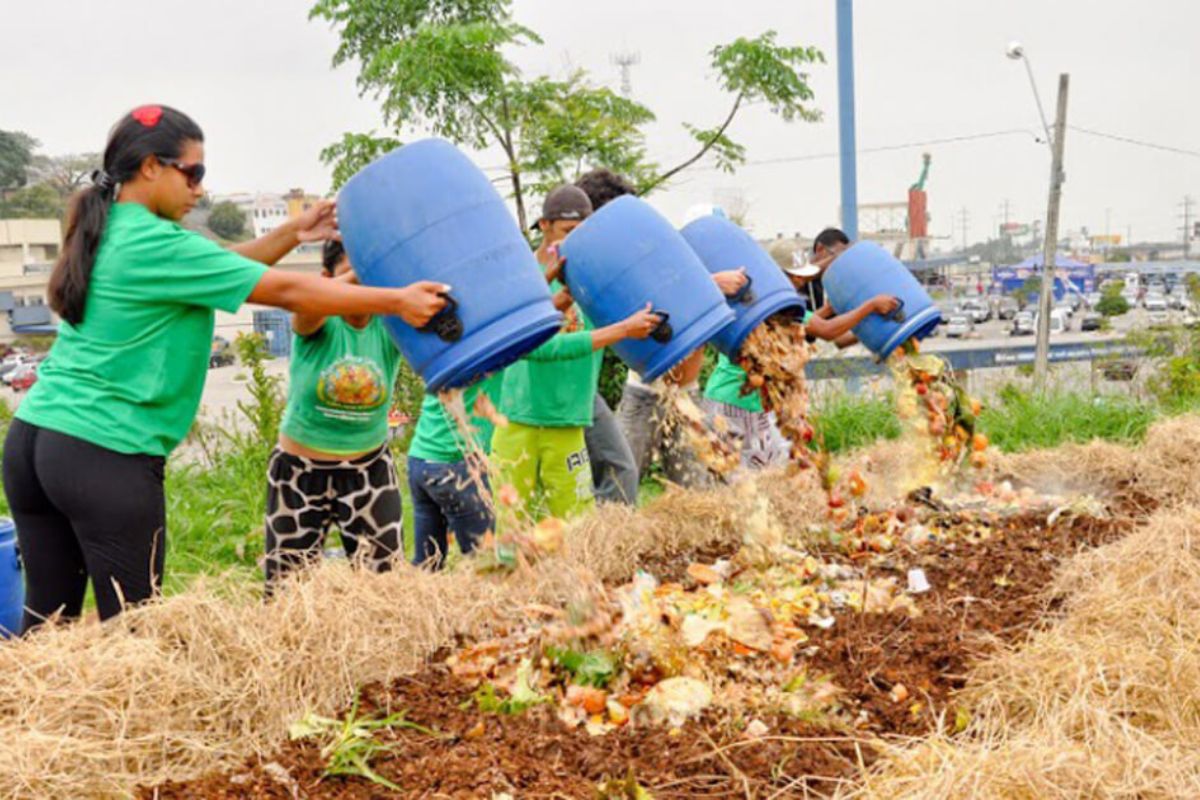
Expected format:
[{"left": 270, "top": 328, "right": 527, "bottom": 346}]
[{"left": 263, "top": 444, "right": 402, "bottom": 590}]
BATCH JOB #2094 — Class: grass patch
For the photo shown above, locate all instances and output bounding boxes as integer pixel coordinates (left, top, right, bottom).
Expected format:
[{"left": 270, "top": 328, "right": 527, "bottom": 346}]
[
  {"left": 978, "top": 386, "right": 1158, "bottom": 453},
  {"left": 812, "top": 393, "right": 902, "bottom": 454}
]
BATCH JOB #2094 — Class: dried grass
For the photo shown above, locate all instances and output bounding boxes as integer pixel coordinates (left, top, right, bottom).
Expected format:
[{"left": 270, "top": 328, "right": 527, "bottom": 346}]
[
  {"left": 995, "top": 413, "right": 1200, "bottom": 507},
  {"left": 843, "top": 505, "right": 1200, "bottom": 799},
  {"left": 0, "top": 479, "right": 795, "bottom": 799}
]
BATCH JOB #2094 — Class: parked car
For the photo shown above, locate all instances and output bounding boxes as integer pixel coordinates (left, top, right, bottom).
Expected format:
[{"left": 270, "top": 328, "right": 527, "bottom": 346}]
[
  {"left": 1084, "top": 292, "right": 1102, "bottom": 309},
  {"left": 1035, "top": 309, "right": 1070, "bottom": 335},
  {"left": 9, "top": 364, "right": 37, "bottom": 392},
  {"left": 1144, "top": 293, "right": 1168, "bottom": 312},
  {"left": 996, "top": 297, "right": 1019, "bottom": 320},
  {"left": 1169, "top": 290, "right": 1190, "bottom": 310},
  {"left": 945, "top": 314, "right": 974, "bottom": 338},
  {"left": 1080, "top": 312, "right": 1103, "bottom": 332},
  {"left": 959, "top": 299, "right": 990, "bottom": 324},
  {"left": 209, "top": 336, "right": 235, "bottom": 368},
  {"left": 1011, "top": 311, "right": 1035, "bottom": 336}
]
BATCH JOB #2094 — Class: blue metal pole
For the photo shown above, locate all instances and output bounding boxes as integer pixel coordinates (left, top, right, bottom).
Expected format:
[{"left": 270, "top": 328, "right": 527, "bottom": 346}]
[{"left": 836, "top": 0, "right": 859, "bottom": 240}]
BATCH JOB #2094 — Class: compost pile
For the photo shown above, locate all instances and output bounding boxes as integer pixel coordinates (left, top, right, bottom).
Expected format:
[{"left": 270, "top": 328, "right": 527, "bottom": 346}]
[{"left": 142, "top": 464, "right": 1146, "bottom": 799}]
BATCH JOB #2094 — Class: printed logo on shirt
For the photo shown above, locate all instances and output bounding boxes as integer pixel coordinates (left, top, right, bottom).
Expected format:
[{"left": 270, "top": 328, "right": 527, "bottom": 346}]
[{"left": 316, "top": 356, "right": 387, "bottom": 419}]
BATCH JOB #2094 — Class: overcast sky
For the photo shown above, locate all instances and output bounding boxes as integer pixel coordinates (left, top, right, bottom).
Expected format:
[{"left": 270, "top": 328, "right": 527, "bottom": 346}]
[{"left": 2, "top": 0, "right": 1196, "bottom": 248}]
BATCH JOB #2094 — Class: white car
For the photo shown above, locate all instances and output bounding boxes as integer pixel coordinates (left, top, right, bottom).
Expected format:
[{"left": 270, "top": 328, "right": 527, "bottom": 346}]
[
  {"left": 1035, "top": 309, "right": 1070, "bottom": 335},
  {"left": 945, "top": 315, "right": 974, "bottom": 338},
  {"left": 958, "top": 299, "right": 990, "bottom": 324},
  {"left": 1144, "top": 294, "right": 1168, "bottom": 312}
]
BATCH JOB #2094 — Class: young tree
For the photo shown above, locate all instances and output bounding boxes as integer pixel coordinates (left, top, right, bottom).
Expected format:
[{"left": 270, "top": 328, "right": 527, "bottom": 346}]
[
  {"left": 207, "top": 201, "right": 248, "bottom": 241},
  {"left": 310, "top": 1, "right": 823, "bottom": 225}
]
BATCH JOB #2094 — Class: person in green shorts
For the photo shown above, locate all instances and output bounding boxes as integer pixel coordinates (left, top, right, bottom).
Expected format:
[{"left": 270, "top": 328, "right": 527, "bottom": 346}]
[
  {"left": 3, "top": 105, "right": 448, "bottom": 630},
  {"left": 492, "top": 185, "right": 660, "bottom": 520},
  {"left": 703, "top": 243, "right": 899, "bottom": 470},
  {"left": 407, "top": 372, "right": 504, "bottom": 569},
  {"left": 264, "top": 240, "right": 410, "bottom": 589}
]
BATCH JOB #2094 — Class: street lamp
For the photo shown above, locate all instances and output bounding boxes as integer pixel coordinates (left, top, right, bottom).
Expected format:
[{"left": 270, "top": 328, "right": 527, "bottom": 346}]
[{"left": 1007, "top": 40, "right": 1070, "bottom": 389}]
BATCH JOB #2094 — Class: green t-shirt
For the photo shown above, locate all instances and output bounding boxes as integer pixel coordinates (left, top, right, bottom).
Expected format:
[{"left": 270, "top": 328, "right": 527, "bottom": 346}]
[
  {"left": 497, "top": 285, "right": 601, "bottom": 428},
  {"left": 703, "top": 311, "right": 813, "bottom": 414},
  {"left": 279, "top": 316, "right": 402, "bottom": 455},
  {"left": 407, "top": 372, "right": 504, "bottom": 463},
  {"left": 704, "top": 353, "right": 763, "bottom": 412},
  {"left": 17, "top": 202, "right": 267, "bottom": 456}
]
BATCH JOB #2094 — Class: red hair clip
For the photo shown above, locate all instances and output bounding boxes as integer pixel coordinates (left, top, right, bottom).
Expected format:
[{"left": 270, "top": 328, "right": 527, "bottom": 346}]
[{"left": 131, "top": 105, "right": 163, "bottom": 127}]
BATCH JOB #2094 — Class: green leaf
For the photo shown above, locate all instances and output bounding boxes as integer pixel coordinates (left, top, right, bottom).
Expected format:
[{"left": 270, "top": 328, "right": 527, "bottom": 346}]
[{"left": 547, "top": 646, "right": 618, "bottom": 689}]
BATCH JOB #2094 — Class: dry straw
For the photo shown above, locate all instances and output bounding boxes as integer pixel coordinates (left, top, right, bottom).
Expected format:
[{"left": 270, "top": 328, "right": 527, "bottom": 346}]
[{"left": 0, "top": 479, "right": 786, "bottom": 799}]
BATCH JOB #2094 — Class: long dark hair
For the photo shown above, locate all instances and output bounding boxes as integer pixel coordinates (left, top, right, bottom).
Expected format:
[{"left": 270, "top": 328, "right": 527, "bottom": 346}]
[{"left": 48, "top": 105, "right": 204, "bottom": 325}]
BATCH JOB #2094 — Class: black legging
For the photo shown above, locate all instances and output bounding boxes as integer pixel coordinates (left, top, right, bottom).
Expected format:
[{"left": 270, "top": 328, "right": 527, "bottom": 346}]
[{"left": 2, "top": 419, "right": 166, "bottom": 631}]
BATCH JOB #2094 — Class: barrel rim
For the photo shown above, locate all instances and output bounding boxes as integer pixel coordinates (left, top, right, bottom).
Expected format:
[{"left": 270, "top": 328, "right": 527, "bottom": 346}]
[{"left": 875, "top": 305, "right": 944, "bottom": 361}]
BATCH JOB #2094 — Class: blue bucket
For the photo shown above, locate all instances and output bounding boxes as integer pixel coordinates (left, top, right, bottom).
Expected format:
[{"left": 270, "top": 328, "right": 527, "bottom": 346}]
[
  {"left": 680, "top": 216, "right": 806, "bottom": 357},
  {"left": 822, "top": 241, "right": 942, "bottom": 360},
  {"left": 339, "top": 139, "right": 563, "bottom": 392},
  {"left": 559, "top": 196, "right": 735, "bottom": 381},
  {"left": 0, "top": 519, "right": 22, "bottom": 637}
]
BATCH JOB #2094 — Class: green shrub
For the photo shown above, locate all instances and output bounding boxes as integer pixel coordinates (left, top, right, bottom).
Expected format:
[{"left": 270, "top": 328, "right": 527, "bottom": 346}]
[
  {"left": 811, "top": 393, "right": 901, "bottom": 453},
  {"left": 978, "top": 385, "right": 1156, "bottom": 452}
]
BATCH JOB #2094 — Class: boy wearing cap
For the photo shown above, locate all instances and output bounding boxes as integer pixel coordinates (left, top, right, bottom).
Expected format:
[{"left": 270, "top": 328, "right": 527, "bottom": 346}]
[
  {"left": 702, "top": 231, "right": 898, "bottom": 469},
  {"left": 492, "top": 185, "right": 660, "bottom": 520}
]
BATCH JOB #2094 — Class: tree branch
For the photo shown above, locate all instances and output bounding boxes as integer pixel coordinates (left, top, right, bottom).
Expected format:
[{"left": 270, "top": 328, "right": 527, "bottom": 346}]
[{"left": 641, "top": 92, "right": 744, "bottom": 194}]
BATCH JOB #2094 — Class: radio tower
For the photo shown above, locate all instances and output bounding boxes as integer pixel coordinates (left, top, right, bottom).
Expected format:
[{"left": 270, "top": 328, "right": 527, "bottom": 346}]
[{"left": 611, "top": 49, "right": 641, "bottom": 97}]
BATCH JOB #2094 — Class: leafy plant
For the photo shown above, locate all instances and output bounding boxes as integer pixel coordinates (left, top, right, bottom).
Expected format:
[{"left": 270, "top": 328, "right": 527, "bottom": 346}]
[
  {"left": 289, "top": 693, "right": 437, "bottom": 791},
  {"left": 546, "top": 646, "right": 618, "bottom": 688},
  {"left": 233, "top": 332, "right": 285, "bottom": 447},
  {"left": 465, "top": 659, "right": 549, "bottom": 714}
]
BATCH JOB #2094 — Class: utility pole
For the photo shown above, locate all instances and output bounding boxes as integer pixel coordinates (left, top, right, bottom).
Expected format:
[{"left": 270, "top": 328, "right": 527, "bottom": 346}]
[
  {"left": 1033, "top": 74, "right": 1070, "bottom": 389},
  {"left": 836, "top": 0, "right": 859, "bottom": 240},
  {"left": 958, "top": 206, "right": 970, "bottom": 251},
  {"left": 1180, "top": 196, "right": 1194, "bottom": 260}
]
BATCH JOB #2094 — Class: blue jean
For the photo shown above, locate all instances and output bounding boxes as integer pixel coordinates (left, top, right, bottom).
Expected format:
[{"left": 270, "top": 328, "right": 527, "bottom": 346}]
[{"left": 407, "top": 456, "right": 494, "bottom": 570}]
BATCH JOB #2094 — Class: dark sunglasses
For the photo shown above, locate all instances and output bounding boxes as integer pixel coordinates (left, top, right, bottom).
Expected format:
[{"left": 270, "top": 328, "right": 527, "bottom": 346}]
[{"left": 157, "top": 157, "right": 206, "bottom": 188}]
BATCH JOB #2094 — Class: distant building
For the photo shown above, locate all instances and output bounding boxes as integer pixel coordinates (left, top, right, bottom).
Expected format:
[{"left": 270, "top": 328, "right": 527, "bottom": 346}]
[
  {"left": 0, "top": 219, "right": 60, "bottom": 339},
  {"left": 284, "top": 188, "right": 323, "bottom": 219},
  {"left": 212, "top": 189, "right": 324, "bottom": 240}
]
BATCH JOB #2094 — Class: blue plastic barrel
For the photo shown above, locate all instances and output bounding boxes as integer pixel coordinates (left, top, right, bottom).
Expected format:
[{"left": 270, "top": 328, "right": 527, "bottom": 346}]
[
  {"left": 680, "top": 215, "right": 806, "bottom": 357},
  {"left": 559, "top": 196, "right": 735, "bottom": 381},
  {"left": 822, "top": 241, "right": 942, "bottom": 359},
  {"left": 0, "top": 519, "right": 23, "bottom": 637},
  {"left": 338, "top": 139, "right": 562, "bottom": 392}
]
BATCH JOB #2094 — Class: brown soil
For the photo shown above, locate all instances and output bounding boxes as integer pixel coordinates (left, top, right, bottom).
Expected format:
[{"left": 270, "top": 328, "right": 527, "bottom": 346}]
[
  {"left": 142, "top": 502, "right": 1143, "bottom": 799},
  {"left": 806, "top": 509, "right": 1134, "bottom": 736},
  {"left": 144, "top": 670, "right": 865, "bottom": 799}
]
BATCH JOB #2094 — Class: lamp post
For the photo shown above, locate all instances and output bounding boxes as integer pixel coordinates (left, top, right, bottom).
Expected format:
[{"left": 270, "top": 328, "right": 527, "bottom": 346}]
[{"left": 1007, "top": 41, "right": 1069, "bottom": 389}]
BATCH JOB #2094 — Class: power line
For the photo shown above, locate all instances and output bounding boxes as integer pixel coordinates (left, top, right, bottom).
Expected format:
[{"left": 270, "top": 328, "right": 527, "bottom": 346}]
[
  {"left": 706, "top": 129, "right": 1042, "bottom": 170},
  {"left": 1068, "top": 125, "right": 1200, "bottom": 159}
]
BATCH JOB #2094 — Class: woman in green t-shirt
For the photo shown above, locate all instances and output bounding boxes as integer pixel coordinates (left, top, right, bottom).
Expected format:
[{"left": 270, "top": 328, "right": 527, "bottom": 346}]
[{"left": 2, "top": 105, "right": 448, "bottom": 631}]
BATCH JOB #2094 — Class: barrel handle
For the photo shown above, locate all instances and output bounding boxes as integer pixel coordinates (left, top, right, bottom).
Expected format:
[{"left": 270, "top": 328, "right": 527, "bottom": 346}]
[
  {"left": 649, "top": 310, "right": 673, "bottom": 343},
  {"left": 729, "top": 274, "right": 756, "bottom": 305},
  {"left": 418, "top": 292, "right": 464, "bottom": 343},
  {"left": 887, "top": 297, "right": 906, "bottom": 323}
]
